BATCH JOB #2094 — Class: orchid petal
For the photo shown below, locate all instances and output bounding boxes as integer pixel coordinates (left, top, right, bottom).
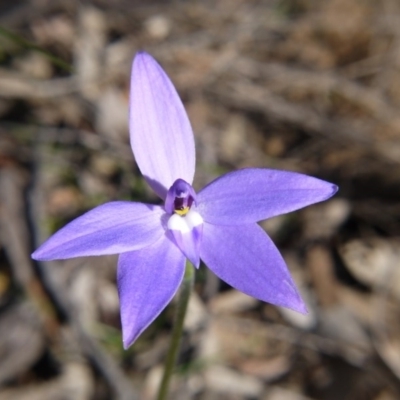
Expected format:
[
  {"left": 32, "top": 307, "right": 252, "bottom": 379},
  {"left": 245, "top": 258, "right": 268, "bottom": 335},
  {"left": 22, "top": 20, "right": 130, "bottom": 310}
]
[
  {"left": 200, "top": 222, "right": 307, "bottom": 313},
  {"left": 167, "top": 210, "right": 203, "bottom": 268},
  {"left": 197, "top": 168, "right": 337, "bottom": 225},
  {"left": 130, "top": 52, "right": 195, "bottom": 199},
  {"left": 118, "top": 235, "right": 185, "bottom": 348},
  {"left": 32, "top": 202, "right": 165, "bottom": 260},
  {"left": 168, "top": 226, "right": 202, "bottom": 268}
]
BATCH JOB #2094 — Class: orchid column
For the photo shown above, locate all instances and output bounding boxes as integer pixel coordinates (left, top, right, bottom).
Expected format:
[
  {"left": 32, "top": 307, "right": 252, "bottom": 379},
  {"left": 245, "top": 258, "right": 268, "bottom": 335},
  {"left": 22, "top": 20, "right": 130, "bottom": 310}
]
[{"left": 32, "top": 52, "right": 337, "bottom": 399}]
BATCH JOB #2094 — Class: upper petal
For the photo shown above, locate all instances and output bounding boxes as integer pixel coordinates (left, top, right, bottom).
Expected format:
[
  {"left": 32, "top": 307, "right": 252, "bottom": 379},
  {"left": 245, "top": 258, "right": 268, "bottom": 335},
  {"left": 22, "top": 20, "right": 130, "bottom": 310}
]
[
  {"left": 200, "top": 222, "right": 307, "bottom": 313},
  {"left": 197, "top": 168, "right": 338, "bottom": 225},
  {"left": 32, "top": 202, "right": 165, "bottom": 260},
  {"left": 118, "top": 235, "right": 185, "bottom": 348},
  {"left": 129, "top": 52, "right": 195, "bottom": 199}
]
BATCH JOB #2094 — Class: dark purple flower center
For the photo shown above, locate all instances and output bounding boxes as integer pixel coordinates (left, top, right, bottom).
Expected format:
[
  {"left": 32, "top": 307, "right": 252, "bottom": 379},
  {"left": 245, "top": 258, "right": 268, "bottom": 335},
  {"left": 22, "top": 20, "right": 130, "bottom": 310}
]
[{"left": 165, "top": 179, "right": 197, "bottom": 216}]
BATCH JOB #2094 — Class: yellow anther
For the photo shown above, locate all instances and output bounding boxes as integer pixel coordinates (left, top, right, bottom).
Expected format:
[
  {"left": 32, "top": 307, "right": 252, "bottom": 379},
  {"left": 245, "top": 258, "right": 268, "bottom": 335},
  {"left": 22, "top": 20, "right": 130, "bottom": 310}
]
[{"left": 174, "top": 207, "right": 190, "bottom": 216}]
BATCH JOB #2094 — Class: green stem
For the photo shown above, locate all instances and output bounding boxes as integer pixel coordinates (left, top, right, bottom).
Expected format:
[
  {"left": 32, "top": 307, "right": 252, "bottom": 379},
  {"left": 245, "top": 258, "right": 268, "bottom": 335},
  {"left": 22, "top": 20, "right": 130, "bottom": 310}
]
[
  {"left": 0, "top": 26, "right": 73, "bottom": 72},
  {"left": 156, "top": 261, "right": 194, "bottom": 400}
]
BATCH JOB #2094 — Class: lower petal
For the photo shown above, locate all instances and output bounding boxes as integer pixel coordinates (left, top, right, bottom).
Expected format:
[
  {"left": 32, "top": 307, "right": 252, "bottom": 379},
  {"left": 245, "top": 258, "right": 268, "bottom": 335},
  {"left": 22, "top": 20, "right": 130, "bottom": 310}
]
[
  {"left": 200, "top": 223, "right": 306, "bottom": 313},
  {"left": 117, "top": 234, "right": 185, "bottom": 348},
  {"left": 167, "top": 210, "right": 203, "bottom": 268},
  {"left": 169, "top": 225, "right": 202, "bottom": 268}
]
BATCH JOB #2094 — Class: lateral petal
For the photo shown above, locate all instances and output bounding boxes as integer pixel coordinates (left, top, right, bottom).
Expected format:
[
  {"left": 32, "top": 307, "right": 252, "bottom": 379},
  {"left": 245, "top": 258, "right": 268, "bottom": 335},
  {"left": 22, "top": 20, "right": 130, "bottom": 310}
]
[
  {"left": 117, "top": 235, "right": 185, "bottom": 348},
  {"left": 200, "top": 222, "right": 307, "bottom": 313},
  {"left": 197, "top": 168, "right": 337, "bottom": 225},
  {"left": 32, "top": 202, "right": 165, "bottom": 260},
  {"left": 130, "top": 52, "right": 195, "bottom": 199}
]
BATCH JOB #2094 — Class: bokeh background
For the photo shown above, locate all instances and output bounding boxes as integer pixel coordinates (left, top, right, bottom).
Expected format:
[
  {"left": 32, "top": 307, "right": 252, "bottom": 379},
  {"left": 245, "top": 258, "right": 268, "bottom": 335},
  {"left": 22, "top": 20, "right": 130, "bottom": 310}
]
[{"left": 1, "top": 0, "right": 400, "bottom": 399}]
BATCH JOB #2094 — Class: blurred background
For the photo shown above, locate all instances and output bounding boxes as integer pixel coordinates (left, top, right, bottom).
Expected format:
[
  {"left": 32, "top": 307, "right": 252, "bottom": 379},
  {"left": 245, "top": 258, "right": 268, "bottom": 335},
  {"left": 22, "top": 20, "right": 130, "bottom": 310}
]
[{"left": 1, "top": 0, "right": 400, "bottom": 399}]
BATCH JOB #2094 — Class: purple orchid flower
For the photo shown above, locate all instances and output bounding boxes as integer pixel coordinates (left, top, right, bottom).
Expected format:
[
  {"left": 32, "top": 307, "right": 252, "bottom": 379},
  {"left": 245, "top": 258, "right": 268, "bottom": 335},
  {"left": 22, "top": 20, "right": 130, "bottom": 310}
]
[{"left": 32, "top": 52, "right": 337, "bottom": 349}]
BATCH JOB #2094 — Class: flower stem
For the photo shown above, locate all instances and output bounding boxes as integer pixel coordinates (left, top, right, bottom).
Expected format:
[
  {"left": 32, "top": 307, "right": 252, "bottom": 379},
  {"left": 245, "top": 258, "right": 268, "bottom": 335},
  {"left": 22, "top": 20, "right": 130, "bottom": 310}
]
[{"left": 156, "top": 261, "right": 194, "bottom": 400}]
